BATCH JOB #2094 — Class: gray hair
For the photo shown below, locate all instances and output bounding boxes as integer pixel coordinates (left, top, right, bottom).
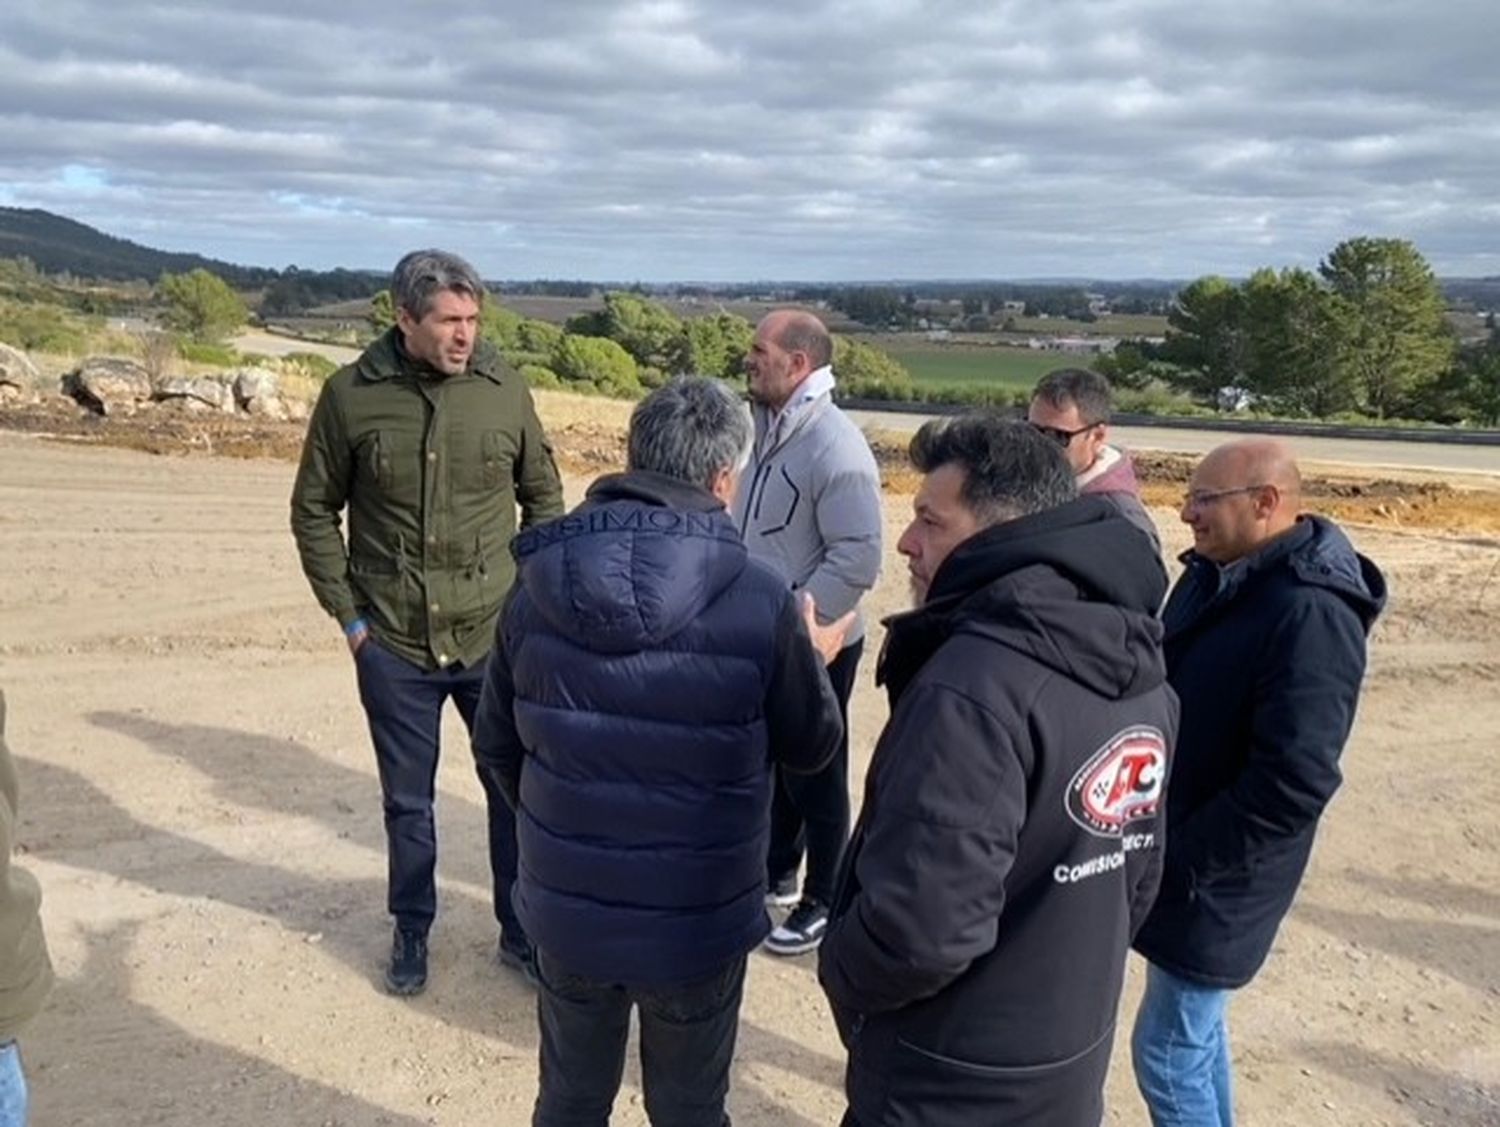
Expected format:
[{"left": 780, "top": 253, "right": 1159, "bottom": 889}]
[
  {"left": 1032, "top": 367, "right": 1113, "bottom": 425},
  {"left": 391, "top": 249, "right": 485, "bottom": 320},
  {"left": 628, "top": 377, "right": 752, "bottom": 491},
  {"left": 909, "top": 412, "right": 1077, "bottom": 525}
]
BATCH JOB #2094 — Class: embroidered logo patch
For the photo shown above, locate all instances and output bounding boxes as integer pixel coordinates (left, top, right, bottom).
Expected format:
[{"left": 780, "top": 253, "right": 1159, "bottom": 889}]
[{"left": 1065, "top": 726, "right": 1167, "bottom": 837}]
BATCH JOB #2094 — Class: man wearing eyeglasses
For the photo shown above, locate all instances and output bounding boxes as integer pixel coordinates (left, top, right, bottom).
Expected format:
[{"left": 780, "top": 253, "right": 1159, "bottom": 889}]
[
  {"left": 1027, "top": 368, "right": 1160, "bottom": 552},
  {"left": 1130, "top": 439, "right": 1386, "bottom": 1126}
]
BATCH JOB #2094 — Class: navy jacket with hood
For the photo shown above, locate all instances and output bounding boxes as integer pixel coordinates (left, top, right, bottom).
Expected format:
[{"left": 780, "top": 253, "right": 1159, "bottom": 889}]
[
  {"left": 1134, "top": 515, "right": 1385, "bottom": 988},
  {"left": 471, "top": 471, "right": 843, "bottom": 985},
  {"left": 818, "top": 495, "right": 1178, "bottom": 1127}
]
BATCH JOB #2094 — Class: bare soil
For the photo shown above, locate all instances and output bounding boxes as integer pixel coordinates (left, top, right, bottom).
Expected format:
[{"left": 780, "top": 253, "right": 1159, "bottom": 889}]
[{"left": 1, "top": 394, "right": 1497, "bottom": 1126}]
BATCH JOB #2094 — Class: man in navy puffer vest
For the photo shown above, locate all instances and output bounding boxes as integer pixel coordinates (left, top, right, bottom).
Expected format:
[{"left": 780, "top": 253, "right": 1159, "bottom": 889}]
[{"left": 473, "top": 376, "right": 848, "bottom": 1127}]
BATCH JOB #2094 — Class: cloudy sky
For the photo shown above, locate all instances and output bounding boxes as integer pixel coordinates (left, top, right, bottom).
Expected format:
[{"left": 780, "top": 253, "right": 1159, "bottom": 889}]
[{"left": 1, "top": 0, "right": 1496, "bottom": 281}]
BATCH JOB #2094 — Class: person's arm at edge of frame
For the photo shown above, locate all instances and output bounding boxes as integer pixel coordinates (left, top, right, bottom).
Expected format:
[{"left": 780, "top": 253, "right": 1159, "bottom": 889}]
[
  {"left": 289, "top": 377, "right": 363, "bottom": 649},
  {"left": 819, "top": 682, "right": 1025, "bottom": 1017},
  {"left": 513, "top": 384, "right": 565, "bottom": 528},
  {"left": 763, "top": 593, "right": 847, "bottom": 777},
  {"left": 799, "top": 440, "right": 883, "bottom": 626}
]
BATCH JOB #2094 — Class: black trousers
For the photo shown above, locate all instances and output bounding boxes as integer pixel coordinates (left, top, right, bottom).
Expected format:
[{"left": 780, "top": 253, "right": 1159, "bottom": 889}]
[
  {"left": 355, "top": 640, "right": 523, "bottom": 940},
  {"left": 766, "top": 638, "right": 863, "bottom": 905},
  {"left": 533, "top": 950, "right": 745, "bottom": 1127}
]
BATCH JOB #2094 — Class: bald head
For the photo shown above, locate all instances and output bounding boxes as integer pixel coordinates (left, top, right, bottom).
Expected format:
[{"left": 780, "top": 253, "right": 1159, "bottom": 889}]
[
  {"left": 762, "top": 309, "right": 833, "bottom": 370},
  {"left": 745, "top": 308, "right": 833, "bottom": 410},
  {"left": 1183, "top": 439, "right": 1303, "bottom": 563}
]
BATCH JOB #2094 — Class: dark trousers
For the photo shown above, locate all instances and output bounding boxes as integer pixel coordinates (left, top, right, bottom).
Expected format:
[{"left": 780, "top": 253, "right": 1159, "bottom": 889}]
[
  {"left": 533, "top": 951, "right": 745, "bottom": 1127},
  {"left": 355, "top": 640, "right": 523, "bottom": 940},
  {"left": 767, "top": 639, "right": 863, "bottom": 905}
]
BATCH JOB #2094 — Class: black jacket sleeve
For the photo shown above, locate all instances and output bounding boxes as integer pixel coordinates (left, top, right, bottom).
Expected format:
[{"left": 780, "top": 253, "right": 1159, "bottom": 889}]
[
  {"left": 819, "top": 681, "right": 1025, "bottom": 1015},
  {"left": 763, "top": 594, "right": 844, "bottom": 776},
  {"left": 1173, "top": 591, "right": 1367, "bottom": 881},
  {"left": 471, "top": 600, "right": 526, "bottom": 811}
]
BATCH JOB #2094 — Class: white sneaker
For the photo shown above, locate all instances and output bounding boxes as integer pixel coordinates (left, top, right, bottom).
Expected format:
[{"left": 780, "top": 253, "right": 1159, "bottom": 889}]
[{"left": 764, "top": 900, "right": 828, "bottom": 956}]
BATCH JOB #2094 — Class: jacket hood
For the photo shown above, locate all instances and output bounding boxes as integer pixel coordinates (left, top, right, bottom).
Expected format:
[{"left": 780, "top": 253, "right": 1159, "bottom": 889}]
[
  {"left": 1079, "top": 444, "right": 1141, "bottom": 496},
  {"left": 354, "top": 327, "right": 506, "bottom": 384},
  {"left": 1173, "top": 514, "right": 1387, "bottom": 635},
  {"left": 511, "top": 471, "right": 749, "bottom": 653},
  {"left": 880, "top": 495, "right": 1167, "bottom": 703}
]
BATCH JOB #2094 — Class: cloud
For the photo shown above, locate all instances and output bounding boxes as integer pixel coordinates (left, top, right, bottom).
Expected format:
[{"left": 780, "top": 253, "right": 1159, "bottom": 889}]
[{"left": 0, "top": 0, "right": 1495, "bottom": 278}]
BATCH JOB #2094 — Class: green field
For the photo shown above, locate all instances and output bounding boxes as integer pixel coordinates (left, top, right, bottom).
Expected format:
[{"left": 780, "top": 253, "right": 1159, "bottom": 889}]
[{"left": 878, "top": 337, "right": 1090, "bottom": 389}]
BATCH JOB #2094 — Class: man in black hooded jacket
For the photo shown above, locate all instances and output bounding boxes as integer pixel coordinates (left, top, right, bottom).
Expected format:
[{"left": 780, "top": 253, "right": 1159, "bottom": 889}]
[{"left": 818, "top": 414, "right": 1179, "bottom": 1127}]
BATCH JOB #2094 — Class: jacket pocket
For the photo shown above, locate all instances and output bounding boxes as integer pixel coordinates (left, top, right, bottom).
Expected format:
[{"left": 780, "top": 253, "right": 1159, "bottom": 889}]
[
  {"left": 349, "top": 537, "right": 409, "bottom": 630},
  {"left": 479, "top": 429, "right": 514, "bottom": 489}
]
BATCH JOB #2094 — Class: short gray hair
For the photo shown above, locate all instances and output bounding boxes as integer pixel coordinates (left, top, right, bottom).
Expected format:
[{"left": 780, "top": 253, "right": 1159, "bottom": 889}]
[
  {"left": 391, "top": 249, "right": 485, "bottom": 320},
  {"left": 628, "top": 377, "right": 752, "bottom": 491}
]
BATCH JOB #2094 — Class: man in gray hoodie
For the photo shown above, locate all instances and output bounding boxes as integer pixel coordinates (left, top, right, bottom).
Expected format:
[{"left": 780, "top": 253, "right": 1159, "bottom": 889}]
[{"left": 734, "top": 309, "right": 884, "bottom": 956}]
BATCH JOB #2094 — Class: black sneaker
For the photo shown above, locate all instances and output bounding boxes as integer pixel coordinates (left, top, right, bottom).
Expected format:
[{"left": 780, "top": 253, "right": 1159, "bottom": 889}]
[
  {"left": 763, "top": 899, "right": 829, "bottom": 956},
  {"left": 384, "top": 927, "right": 428, "bottom": 996},
  {"left": 498, "top": 933, "right": 540, "bottom": 988},
  {"left": 766, "top": 872, "right": 800, "bottom": 908}
]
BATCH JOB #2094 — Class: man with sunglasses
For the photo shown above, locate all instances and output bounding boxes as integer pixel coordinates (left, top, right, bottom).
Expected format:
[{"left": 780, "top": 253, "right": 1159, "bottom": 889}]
[
  {"left": 1028, "top": 368, "right": 1160, "bottom": 552},
  {"left": 1130, "top": 439, "right": 1385, "bottom": 1126}
]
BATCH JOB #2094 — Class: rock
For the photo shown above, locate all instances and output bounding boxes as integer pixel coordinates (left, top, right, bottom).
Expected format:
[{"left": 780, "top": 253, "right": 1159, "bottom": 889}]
[
  {"left": 246, "top": 395, "right": 289, "bottom": 421},
  {"left": 61, "top": 357, "right": 153, "bottom": 416},
  {"left": 0, "top": 342, "right": 40, "bottom": 391},
  {"left": 154, "top": 375, "right": 236, "bottom": 412},
  {"left": 285, "top": 398, "right": 311, "bottom": 424},
  {"left": 232, "top": 367, "right": 280, "bottom": 408}
]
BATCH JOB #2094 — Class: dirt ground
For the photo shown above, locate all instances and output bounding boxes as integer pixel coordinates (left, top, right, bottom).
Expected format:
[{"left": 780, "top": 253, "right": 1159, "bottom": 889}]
[{"left": 1, "top": 395, "right": 1498, "bottom": 1126}]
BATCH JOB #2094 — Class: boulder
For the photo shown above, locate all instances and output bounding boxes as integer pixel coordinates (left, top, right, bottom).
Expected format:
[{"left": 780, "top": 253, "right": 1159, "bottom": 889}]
[
  {"left": 285, "top": 398, "right": 311, "bottom": 424},
  {"left": 61, "top": 357, "right": 153, "bottom": 416},
  {"left": 0, "top": 342, "right": 40, "bottom": 391},
  {"left": 154, "top": 375, "right": 236, "bottom": 413},
  {"left": 232, "top": 367, "right": 280, "bottom": 408},
  {"left": 246, "top": 394, "right": 290, "bottom": 421}
]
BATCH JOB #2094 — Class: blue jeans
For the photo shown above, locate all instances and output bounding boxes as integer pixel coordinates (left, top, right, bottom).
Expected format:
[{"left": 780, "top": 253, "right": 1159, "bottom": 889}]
[
  {"left": 0, "top": 1042, "right": 27, "bottom": 1127},
  {"left": 355, "top": 640, "right": 523, "bottom": 941},
  {"left": 533, "top": 951, "right": 744, "bottom": 1127},
  {"left": 1132, "top": 963, "right": 1235, "bottom": 1127}
]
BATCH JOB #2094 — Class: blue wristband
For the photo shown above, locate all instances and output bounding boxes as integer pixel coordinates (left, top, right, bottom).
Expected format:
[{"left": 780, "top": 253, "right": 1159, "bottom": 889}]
[{"left": 343, "top": 617, "right": 368, "bottom": 637}]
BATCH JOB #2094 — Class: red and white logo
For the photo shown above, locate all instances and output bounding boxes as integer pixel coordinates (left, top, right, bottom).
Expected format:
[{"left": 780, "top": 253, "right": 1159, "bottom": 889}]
[{"left": 1065, "top": 727, "right": 1167, "bottom": 837}]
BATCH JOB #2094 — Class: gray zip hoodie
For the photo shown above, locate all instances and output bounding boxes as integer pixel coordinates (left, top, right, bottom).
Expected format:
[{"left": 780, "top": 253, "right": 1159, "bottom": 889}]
[{"left": 732, "top": 367, "right": 883, "bottom": 645}]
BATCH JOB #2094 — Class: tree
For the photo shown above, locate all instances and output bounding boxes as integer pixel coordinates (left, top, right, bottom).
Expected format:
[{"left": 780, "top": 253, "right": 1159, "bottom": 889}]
[
  {"left": 685, "top": 312, "right": 753, "bottom": 380},
  {"left": 1160, "top": 276, "right": 1246, "bottom": 401},
  {"left": 156, "top": 269, "right": 247, "bottom": 343},
  {"left": 550, "top": 335, "right": 642, "bottom": 397},
  {"left": 1319, "top": 237, "right": 1453, "bottom": 418},
  {"left": 1239, "top": 268, "right": 1353, "bottom": 416},
  {"left": 832, "top": 335, "right": 916, "bottom": 399},
  {"left": 369, "top": 290, "right": 394, "bottom": 332}
]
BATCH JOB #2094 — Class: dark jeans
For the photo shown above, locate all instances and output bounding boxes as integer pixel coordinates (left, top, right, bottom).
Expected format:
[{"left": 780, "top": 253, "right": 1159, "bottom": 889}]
[
  {"left": 767, "top": 639, "right": 863, "bottom": 905},
  {"left": 533, "top": 951, "right": 745, "bottom": 1127},
  {"left": 355, "top": 640, "right": 523, "bottom": 940}
]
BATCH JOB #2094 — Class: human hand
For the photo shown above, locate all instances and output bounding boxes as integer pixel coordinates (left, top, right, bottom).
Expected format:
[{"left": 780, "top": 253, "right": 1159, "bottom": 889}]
[{"left": 802, "top": 592, "right": 855, "bottom": 667}]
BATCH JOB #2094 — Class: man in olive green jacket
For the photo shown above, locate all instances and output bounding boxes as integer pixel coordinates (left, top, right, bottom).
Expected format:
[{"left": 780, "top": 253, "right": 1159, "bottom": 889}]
[
  {"left": 0, "top": 691, "right": 54, "bottom": 1125},
  {"left": 291, "top": 249, "right": 564, "bottom": 996}
]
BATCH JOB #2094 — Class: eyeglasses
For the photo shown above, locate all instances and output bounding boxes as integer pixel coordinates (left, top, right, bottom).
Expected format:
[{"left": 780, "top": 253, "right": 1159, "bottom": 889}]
[
  {"left": 1028, "top": 421, "right": 1099, "bottom": 446},
  {"left": 1182, "top": 484, "right": 1267, "bottom": 508}
]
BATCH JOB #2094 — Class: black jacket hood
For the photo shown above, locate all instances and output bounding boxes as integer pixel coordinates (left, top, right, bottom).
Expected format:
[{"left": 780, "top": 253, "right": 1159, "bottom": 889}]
[{"left": 879, "top": 495, "right": 1168, "bottom": 704}]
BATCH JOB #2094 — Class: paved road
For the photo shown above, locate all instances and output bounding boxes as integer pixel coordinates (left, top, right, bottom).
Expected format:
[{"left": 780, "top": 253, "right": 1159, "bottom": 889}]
[{"left": 848, "top": 410, "right": 1500, "bottom": 479}]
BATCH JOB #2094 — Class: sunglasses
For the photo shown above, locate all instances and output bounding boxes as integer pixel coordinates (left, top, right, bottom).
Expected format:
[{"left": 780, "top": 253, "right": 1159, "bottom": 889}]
[{"left": 1029, "top": 421, "right": 1099, "bottom": 446}]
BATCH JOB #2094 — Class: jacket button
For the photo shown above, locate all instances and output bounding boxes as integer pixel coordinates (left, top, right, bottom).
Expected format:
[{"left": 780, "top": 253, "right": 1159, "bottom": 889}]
[
  {"left": 429, "top": 602, "right": 440, "bottom": 613},
  {"left": 437, "top": 653, "right": 450, "bottom": 666},
  {"left": 427, "top": 451, "right": 437, "bottom": 463}
]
